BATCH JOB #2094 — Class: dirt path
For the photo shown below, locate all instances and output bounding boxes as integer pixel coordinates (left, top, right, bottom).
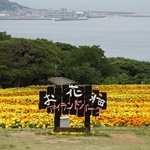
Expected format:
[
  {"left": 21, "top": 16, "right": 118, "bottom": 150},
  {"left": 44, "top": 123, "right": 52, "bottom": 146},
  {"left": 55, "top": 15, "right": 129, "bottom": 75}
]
[{"left": 9, "top": 131, "right": 144, "bottom": 143}]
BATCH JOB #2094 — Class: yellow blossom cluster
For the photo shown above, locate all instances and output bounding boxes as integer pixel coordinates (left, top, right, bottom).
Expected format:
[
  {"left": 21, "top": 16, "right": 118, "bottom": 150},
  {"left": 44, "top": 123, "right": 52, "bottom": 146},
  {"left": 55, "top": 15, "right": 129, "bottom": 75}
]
[
  {"left": 91, "top": 84, "right": 150, "bottom": 127},
  {"left": 0, "top": 85, "right": 150, "bottom": 129}
]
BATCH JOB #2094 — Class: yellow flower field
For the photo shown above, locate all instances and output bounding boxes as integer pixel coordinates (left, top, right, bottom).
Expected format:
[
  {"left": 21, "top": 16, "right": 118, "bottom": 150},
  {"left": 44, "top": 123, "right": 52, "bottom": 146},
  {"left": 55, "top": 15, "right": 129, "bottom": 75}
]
[{"left": 0, "top": 85, "right": 150, "bottom": 129}]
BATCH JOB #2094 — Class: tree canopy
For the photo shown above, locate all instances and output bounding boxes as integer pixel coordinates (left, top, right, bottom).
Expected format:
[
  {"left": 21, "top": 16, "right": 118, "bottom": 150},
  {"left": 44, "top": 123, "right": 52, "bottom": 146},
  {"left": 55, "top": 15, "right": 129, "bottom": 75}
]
[
  {"left": 61, "top": 45, "right": 115, "bottom": 84},
  {"left": 104, "top": 57, "right": 150, "bottom": 84},
  {"left": 0, "top": 36, "right": 62, "bottom": 88},
  {"left": 0, "top": 32, "right": 150, "bottom": 88},
  {"left": 0, "top": 31, "right": 11, "bottom": 40}
]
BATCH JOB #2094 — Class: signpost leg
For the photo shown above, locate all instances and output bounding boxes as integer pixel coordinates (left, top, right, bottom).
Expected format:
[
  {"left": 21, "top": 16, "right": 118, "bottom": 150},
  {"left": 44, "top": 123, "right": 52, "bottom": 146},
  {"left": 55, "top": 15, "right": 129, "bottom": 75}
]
[
  {"left": 54, "top": 85, "right": 61, "bottom": 131},
  {"left": 85, "top": 85, "right": 92, "bottom": 132}
]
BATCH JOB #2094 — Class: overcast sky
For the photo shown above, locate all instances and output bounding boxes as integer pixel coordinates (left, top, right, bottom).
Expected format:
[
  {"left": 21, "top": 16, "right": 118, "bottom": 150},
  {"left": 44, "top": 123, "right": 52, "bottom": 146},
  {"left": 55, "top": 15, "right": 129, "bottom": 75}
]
[
  {"left": 8, "top": 0, "right": 150, "bottom": 13},
  {"left": 9, "top": 0, "right": 102, "bottom": 10}
]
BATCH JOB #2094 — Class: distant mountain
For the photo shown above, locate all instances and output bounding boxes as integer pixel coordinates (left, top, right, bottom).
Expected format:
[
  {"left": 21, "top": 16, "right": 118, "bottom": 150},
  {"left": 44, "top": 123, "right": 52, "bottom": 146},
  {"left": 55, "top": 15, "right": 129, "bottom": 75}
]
[{"left": 0, "top": 0, "right": 29, "bottom": 11}]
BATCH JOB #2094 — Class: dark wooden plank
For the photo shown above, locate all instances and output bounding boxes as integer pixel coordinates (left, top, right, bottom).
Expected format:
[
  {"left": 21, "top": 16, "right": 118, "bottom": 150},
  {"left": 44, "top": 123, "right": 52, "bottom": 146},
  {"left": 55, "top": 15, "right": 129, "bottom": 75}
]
[
  {"left": 101, "top": 92, "right": 107, "bottom": 109},
  {"left": 54, "top": 85, "right": 61, "bottom": 130},
  {"left": 62, "top": 84, "right": 69, "bottom": 114},
  {"left": 47, "top": 86, "right": 55, "bottom": 113},
  {"left": 69, "top": 94, "right": 76, "bottom": 115},
  {"left": 77, "top": 86, "right": 85, "bottom": 117},
  {"left": 84, "top": 85, "right": 92, "bottom": 131},
  {"left": 92, "top": 90, "right": 99, "bottom": 116},
  {"left": 39, "top": 91, "right": 47, "bottom": 109},
  {"left": 47, "top": 86, "right": 54, "bottom": 95},
  {"left": 55, "top": 85, "right": 62, "bottom": 115}
]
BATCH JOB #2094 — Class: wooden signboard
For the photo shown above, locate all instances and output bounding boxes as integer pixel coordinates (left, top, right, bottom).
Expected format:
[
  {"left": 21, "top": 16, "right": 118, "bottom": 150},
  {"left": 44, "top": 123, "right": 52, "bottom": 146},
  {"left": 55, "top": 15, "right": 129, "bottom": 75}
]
[{"left": 39, "top": 84, "right": 107, "bottom": 132}]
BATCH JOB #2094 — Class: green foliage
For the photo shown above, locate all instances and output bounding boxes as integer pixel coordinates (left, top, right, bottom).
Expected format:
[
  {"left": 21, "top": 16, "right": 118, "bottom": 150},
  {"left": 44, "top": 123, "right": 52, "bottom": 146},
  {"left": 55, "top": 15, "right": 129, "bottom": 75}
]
[
  {"left": 0, "top": 38, "right": 62, "bottom": 88},
  {"left": 0, "top": 32, "right": 11, "bottom": 40},
  {"left": 55, "top": 42, "right": 77, "bottom": 51},
  {"left": 104, "top": 73, "right": 131, "bottom": 84},
  {"left": 0, "top": 32, "right": 150, "bottom": 87},
  {"left": 62, "top": 45, "right": 114, "bottom": 84},
  {"left": 105, "top": 57, "right": 150, "bottom": 84}
]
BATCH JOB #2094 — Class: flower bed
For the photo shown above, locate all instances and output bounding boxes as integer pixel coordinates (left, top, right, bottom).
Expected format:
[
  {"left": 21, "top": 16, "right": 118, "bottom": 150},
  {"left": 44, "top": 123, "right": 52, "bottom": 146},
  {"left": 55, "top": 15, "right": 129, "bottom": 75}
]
[{"left": 0, "top": 85, "right": 150, "bottom": 129}]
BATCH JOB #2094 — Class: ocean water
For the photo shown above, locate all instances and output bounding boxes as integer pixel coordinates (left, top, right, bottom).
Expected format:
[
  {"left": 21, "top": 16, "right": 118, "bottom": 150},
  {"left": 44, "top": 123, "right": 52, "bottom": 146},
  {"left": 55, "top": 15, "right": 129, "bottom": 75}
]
[
  {"left": 1, "top": 16, "right": 150, "bottom": 62},
  {"left": 1, "top": 0, "right": 150, "bottom": 61}
]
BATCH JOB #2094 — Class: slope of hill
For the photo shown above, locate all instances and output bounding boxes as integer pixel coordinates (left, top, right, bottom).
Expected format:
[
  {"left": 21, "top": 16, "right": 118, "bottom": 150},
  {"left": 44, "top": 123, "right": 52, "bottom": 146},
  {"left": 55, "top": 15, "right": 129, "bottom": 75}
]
[{"left": 0, "top": 0, "right": 29, "bottom": 11}]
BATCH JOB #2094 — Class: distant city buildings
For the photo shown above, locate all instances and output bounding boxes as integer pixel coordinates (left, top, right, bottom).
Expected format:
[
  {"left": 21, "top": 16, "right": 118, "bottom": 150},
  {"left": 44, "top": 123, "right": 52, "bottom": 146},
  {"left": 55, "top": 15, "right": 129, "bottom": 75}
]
[{"left": 0, "top": 8, "right": 149, "bottom": 20}]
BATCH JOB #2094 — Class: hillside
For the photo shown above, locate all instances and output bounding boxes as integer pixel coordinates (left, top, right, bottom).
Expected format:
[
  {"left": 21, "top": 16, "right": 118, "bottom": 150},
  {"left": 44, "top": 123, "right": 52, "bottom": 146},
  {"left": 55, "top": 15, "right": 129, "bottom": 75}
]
[{"left": 0, "top": 0, "right": 29, "bottom": 11}]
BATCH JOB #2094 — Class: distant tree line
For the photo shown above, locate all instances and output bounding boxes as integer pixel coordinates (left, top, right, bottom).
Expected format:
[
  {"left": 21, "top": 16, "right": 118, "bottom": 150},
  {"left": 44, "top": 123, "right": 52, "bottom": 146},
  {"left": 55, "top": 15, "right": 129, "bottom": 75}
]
[{"left": 0, "top": 32, "right": 150, "bottom": 88}]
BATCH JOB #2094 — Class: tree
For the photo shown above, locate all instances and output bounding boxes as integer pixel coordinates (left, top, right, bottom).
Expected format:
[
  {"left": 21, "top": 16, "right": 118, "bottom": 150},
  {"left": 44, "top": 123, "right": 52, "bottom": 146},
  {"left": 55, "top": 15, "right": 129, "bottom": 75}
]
[
  {"left": 62, "top": 45, "right": 114, "bottom": 84},
  {"left": 0, "top": 31, "right": 11, "bottom": 40},
  {"left": 0, "top": 38, "right": 62, "bottom": 88},
  {"left": 107, "top": 57, "right": 150, "bottom": 84},
  {"left": 55, "top": 42, "right": 77, "bottom": 51}
]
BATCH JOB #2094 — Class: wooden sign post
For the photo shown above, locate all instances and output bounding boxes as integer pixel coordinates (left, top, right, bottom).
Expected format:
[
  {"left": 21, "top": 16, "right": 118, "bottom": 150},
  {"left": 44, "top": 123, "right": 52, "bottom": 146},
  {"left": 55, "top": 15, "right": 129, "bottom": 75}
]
[{"left": 39, "top": 84, "right": 107, "bottom": 133}]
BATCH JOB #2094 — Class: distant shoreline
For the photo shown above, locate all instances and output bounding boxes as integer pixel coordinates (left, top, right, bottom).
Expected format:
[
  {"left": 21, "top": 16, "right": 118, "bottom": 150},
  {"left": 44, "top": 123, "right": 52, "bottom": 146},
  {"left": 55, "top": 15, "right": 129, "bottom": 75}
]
[
  {"left": 1, "top": 15, "right": 150, "bottom": 20},
  {"left": 0, "top": 18, "right": 53, "bottom": 20}
]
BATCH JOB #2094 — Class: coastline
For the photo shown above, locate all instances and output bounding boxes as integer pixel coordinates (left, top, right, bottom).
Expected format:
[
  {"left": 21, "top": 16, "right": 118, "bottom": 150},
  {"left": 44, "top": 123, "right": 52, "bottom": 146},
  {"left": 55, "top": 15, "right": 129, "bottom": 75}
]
[
  {"left": 54, "top": 17, "right": 89, "bottom": 21},
  {"left": 0, "top": 18, "right": 53, "bottom": 20},
  {"left": 1, "top": 13, "right": 150, "bottom": 21}
]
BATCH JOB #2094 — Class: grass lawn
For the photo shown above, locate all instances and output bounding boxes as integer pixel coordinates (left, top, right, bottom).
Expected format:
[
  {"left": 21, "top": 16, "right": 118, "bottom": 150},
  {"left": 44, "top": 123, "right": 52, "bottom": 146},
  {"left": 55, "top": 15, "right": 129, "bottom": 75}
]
[{"left": 0, "top": 126, "right": 150, "bottom": 150}]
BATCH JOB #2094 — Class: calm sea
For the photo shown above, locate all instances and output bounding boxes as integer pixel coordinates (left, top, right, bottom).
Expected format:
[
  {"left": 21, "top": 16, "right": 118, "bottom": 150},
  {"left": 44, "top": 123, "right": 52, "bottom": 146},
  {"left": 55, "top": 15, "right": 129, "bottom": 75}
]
[
  {"left": 1, "top": 0, "right": 150, "bottom": 61},
  {"left": 1, "top": 17, "right": 150, "bottom": 62}
]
